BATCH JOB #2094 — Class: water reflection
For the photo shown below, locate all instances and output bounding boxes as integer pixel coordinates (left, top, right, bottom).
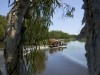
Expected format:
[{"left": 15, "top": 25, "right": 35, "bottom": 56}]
[
  {"left": 24, "top": 47, "right": 66, "bottom": 75},
  {"left": 24, "top": 50, "right": 47, "bottom": 75},
  {"left": 24, "top": 41, "right": 88, "bottom": 75},
  {"left": 49, "top": 48, "right": 64, "bottom": 54},
  {"left": 32, "top": 50, "right": 47, "bottom": 75}
]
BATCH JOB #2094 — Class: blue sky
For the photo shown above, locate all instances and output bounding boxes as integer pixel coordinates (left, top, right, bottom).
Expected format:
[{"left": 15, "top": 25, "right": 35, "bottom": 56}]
[
  {"left": 0, "top": 0, "right": 84, "bottom": 35},
  {"left": 50, "top": 0, "right": 84, "bottom": 35}
]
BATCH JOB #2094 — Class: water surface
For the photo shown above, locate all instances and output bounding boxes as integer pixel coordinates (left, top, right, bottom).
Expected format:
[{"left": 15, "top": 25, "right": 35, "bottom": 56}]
[{"left": 27, "top": 41, "right": 89, "bottom": 75}]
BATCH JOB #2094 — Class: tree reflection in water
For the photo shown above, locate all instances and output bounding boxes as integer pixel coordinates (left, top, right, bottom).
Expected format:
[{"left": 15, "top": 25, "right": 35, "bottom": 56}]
[
  {"left": 24, "top": 49, "right": 47, "bottom": 75},
  {"left": 24, "top": 47, "right": 66, "bottom": 75},
  {"left": 49, "top": 47, "right": 64, "bottom": 54}
]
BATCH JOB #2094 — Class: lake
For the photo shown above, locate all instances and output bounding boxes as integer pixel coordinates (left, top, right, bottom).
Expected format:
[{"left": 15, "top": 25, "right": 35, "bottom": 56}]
[{"left": 26, "top": 41, "right": 89, "bottom": 75}]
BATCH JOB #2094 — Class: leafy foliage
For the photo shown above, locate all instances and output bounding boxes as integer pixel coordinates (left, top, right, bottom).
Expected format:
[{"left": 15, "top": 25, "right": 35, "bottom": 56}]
[
  {"left": 4, "top": 0, "right": 75, "bottom": 46},
  {"left": 22, "top": 0, "right": 75, "bottom": 46},
  {"left": 23, "top": 17, "right": 51, "bottom": 46},
  {"left": 0, "top": 15, "right": 6, "bottom": 40},
  {"left": 48, "top": 30, "right": 70, "bottom": 39}
]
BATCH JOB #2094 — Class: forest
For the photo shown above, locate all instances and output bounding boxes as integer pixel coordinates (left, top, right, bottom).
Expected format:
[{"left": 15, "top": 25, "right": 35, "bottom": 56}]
[{"left": 48, "top": 30, "right": 77, "bottom": 39}]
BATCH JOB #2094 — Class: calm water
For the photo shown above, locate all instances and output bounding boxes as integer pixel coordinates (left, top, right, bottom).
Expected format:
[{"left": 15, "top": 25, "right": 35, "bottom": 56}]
[{"left": 26, "top": 41, "right": 89, "bottom": 75}]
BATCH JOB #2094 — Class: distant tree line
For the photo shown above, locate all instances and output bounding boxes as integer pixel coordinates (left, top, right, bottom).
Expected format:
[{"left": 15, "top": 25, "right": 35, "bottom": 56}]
[
  {"left": 0, "top": 15, "right": 6, "bottom": 42},
  {"left": 48, "top": 30, "right": 77, "bottom": 39}
]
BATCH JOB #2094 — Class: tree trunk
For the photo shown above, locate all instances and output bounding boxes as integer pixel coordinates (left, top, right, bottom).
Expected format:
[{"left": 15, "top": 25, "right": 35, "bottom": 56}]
[
  {"left": 82, "top": 0, "right": 100, "bottom": 75},
  {"left": 4, "top": 0, "right": 30, "bottom": 75}
]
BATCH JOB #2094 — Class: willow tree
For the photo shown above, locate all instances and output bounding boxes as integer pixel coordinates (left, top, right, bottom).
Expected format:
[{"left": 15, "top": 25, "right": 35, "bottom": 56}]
[
  {"left": 23, "top": 17, "right": 51, "bottom": 47},
  {"left": 5, "top": 0, "right": 74, "bottom": 75}
]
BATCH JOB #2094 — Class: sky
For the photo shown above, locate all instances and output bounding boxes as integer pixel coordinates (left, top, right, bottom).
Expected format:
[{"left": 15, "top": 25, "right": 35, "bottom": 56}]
[{"left": 0, "top": 0, "right": 84, "bottom": 35}]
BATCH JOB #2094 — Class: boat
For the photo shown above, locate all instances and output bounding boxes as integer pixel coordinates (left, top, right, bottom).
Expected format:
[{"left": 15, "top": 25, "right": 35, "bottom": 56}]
[
  {"left": 49, "top": 45, "right": 67, "bottom": 49},
  {"left": 49, "top": 38, "right": 67, "bottom": 48}
]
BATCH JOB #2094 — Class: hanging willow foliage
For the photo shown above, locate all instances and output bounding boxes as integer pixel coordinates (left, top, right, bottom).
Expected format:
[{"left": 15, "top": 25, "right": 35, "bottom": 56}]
[
  {"left": 22, "top": 0, "right": 75, "bottom": 46},
  {"left": 8, "top": 0, "right": 75, "bottom": 47},
  {"left": 7, "top": 0, "right": 75, "bottom": 74},
  {"left": 23, "top": 0, "right": 75, "bottom": 74}
]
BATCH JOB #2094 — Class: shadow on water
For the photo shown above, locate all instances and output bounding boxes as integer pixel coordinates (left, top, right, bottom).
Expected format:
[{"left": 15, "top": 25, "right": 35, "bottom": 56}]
[{"left": 25, "top": 41, "right": 89, "bottom": 75}]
